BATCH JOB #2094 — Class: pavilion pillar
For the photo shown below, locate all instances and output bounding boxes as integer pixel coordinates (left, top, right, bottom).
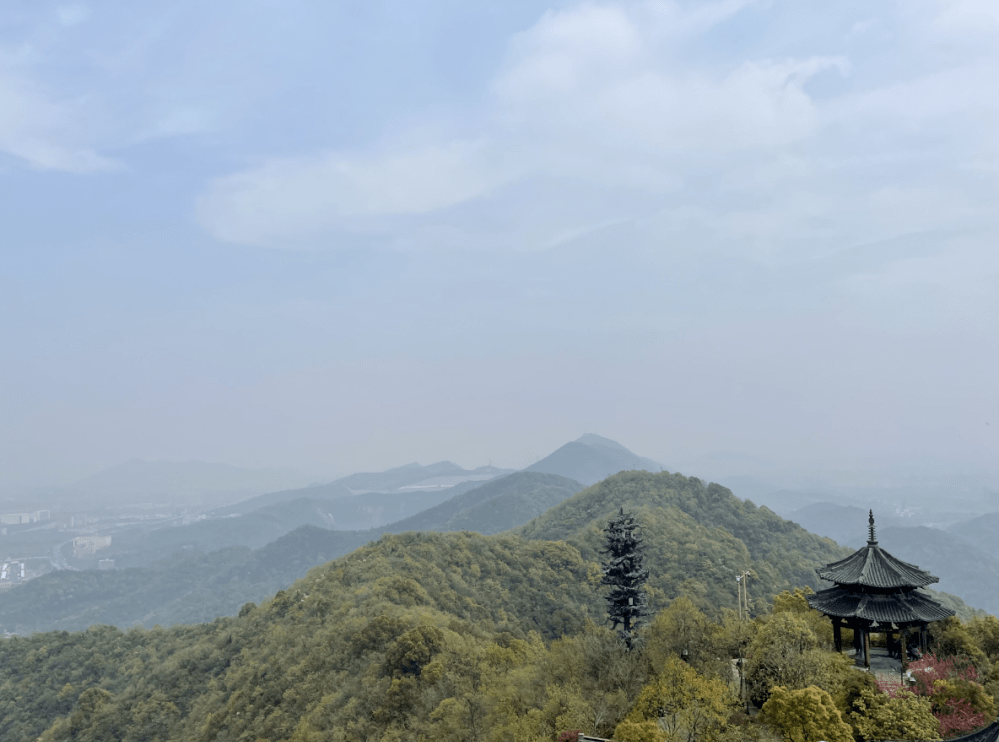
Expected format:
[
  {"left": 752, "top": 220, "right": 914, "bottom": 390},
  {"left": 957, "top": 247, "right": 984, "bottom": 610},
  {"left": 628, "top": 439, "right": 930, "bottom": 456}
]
[
  {"left": 863, "top": 629, "right": 871, "bottom": 668},
  {"left": 833, "top": 621, "right": 842, "bottom": 653}
]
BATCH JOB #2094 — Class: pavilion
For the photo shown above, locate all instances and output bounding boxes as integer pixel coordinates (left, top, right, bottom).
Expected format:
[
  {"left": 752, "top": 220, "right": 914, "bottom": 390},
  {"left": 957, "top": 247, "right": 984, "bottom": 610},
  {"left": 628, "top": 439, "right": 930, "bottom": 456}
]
[{"left": 806, "top": 511, "right": 954, "bottom": 668}]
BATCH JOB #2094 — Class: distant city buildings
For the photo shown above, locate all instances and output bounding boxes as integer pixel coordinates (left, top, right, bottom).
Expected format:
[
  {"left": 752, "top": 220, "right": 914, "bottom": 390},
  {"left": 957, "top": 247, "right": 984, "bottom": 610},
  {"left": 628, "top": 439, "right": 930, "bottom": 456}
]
[
  {"left": 73, "top": 535, "right": 112, "bottom": 557},
  {"left": 0, "top": 510, "right": 51, "bottom": 525},
  {"left": 98, "top": 559, "right": 116, "bottom": 570},
  {"left": 0, "top": 561, "right": 27, "bottom": 588}
]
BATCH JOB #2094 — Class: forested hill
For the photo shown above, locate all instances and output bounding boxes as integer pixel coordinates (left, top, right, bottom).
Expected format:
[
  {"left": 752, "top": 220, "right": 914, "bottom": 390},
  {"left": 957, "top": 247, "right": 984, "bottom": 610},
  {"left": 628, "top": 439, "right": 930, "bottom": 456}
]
[
  {"left": 0, "top": 532, "right": 603, "bottom": 742},
  {"left": 0, "top": 475, "right": 985, "bottom": 741},
  {"left": 516, "top": 470, "right": 856, "bottom": 615}
]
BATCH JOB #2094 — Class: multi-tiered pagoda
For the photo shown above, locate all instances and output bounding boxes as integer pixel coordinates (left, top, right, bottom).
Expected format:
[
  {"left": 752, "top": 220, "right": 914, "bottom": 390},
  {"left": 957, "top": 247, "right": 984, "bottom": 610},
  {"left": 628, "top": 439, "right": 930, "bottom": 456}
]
[{"left": 807, "top": 511, "right": 954, "bottom": 667}]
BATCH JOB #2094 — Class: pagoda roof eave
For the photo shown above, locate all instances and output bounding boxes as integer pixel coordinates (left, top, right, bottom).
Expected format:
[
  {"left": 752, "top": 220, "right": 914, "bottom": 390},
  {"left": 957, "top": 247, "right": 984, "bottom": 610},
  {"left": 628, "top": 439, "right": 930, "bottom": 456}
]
[
  {"left": 816, "top": 543, "right": 939, "bottom": 589},
  {"left": 806, "top": 585, "right": 955, "bottom": 625}
]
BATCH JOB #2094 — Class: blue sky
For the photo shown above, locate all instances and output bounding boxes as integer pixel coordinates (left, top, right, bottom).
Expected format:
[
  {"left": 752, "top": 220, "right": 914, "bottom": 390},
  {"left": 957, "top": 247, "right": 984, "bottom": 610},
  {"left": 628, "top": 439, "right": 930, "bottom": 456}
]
[{"left": 2, "top": 0, "right": 997, "bottom": 486}]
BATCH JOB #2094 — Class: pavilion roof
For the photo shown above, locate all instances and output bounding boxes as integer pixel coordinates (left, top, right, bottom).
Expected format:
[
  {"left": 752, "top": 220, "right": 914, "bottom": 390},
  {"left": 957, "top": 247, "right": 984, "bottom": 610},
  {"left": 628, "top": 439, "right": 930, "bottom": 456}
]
[
  {"left": 806, "top": 584, "right": 954, "bottom": 625},
  {"left": 815, "top": 511, "right": 939, "bottom": 589}
]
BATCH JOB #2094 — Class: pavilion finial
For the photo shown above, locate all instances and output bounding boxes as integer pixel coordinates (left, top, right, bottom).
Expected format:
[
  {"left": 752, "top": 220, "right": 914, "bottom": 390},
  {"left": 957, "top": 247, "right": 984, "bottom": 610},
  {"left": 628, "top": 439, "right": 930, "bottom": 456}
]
[{"left": 868, "top": 510, "right": 877, "bottom": 545}]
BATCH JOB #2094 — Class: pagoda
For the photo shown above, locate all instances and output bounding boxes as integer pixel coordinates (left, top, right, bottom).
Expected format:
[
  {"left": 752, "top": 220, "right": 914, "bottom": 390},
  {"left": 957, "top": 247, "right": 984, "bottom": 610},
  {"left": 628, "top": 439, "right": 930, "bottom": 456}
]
[{"left": 807, "top": 510, "right": 954, "bottom": 667}]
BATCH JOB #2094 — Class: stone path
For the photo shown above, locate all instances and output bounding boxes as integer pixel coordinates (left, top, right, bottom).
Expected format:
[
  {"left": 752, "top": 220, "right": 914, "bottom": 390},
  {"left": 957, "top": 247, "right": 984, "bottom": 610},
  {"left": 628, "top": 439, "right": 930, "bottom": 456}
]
[{"left": 848, "top": 647, "right": 911, "bottom": 687}]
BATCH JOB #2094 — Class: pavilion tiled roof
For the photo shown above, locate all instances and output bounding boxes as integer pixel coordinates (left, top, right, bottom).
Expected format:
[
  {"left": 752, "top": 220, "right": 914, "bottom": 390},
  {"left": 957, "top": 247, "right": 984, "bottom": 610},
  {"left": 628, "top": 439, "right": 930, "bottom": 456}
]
[
  {"left": 815, "top": 511, "right": 940, "bottom": 589},
  {"left": 807, "top": 584, "right": 955, "bottom": 624}
]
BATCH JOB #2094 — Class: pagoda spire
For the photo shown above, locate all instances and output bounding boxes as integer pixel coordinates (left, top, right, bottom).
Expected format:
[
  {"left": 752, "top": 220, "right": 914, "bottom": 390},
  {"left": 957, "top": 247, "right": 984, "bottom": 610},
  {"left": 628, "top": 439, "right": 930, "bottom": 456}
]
[{"left": 868, "top": 509, "right": 877, "bottom": 545}]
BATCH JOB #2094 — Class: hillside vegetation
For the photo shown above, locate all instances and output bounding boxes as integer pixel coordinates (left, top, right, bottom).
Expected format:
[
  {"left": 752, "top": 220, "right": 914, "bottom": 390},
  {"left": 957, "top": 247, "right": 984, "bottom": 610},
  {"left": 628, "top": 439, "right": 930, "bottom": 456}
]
[
  {"left": 517, "top": 471, "right": 852, "bottom": 617},
  {"left": 2, "top": 520, "right": 996, "bottom": 742}
]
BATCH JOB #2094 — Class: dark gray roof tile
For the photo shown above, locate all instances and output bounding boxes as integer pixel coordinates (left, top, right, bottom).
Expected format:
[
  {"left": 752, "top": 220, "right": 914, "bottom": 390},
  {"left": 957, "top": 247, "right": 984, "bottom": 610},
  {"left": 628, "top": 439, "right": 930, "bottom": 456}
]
[{"left": 807, "top": 585, "right": 954, "bottom": 624}]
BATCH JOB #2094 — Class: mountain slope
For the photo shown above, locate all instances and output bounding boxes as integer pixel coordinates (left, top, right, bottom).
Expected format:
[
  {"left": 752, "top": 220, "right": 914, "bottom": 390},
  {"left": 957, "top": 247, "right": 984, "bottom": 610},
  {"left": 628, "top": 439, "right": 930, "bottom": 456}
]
[
  {"left": 525, "top": 434, "right": 663, "bottom": 485},
  {"left": 210, "top": 481, "right": 356, "bottom": 515},
  {"left": 950, "top": 512, "right": 999, "bottom": 547},
  {"left": 99, "top": 487, "right": 470, "bottom": 568},
  {"left": 0, "top": 531, "right": 601, "bottom": 742},
  {"left": 786, "top": 502, "right": 909, "bottom": 547},
  {"left": 516, "top": 470, "right": 856, "bottom": 615},
  {"left": 330, "top": 461, "right": 513, "bottom": 494},
  {"left": 875, "top": 526, "right": 999, "bottom": 617},
  {"left": 382, "top": 471, "right": 584, "bottom": 535},
  {"left": 0, "top": 474, "right": 580, "bottom": 632}
]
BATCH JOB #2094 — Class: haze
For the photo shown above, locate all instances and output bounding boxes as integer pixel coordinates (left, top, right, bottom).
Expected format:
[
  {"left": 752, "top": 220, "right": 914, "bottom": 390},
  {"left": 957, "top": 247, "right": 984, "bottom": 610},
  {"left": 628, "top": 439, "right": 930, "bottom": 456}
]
[{"left": 2, "top": 0, "right": 997, "bottom": 491}]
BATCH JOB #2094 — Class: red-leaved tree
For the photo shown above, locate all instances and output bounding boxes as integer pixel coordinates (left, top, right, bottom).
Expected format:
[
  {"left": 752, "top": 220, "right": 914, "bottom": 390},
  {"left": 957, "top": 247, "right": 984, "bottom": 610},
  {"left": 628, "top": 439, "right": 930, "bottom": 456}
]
[{"left": 876, "top": 653, "right": 992, "bottom": 738}]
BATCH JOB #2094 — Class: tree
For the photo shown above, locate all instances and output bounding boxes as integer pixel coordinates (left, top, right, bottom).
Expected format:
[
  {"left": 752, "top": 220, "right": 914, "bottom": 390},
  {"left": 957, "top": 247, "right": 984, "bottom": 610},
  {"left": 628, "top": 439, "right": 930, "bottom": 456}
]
[
  {"left": 849, "top": 687, "right": 941, "bottom": 741},
  {"left": 601, "top": 508, "right": 649, "bottom": 648},
  {"left": 879, "top": 652, "right": 995, "bottom": 738},
  {"left": 645, "top": 597, "right": 725, "bottom": 679},
  {"left": 745, "top": 612, "right": 817, "bottom": 702},
  {"left": 616, "top": 656, "right": 732, "bottom": 742},
  {"left": 759, "top": 685, "right": 853, "bottom": 742}
]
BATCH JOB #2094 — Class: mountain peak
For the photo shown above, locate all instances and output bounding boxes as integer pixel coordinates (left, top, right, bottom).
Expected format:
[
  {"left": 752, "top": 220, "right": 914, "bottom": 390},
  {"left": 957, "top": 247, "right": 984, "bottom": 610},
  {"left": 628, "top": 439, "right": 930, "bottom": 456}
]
[
  {"left": 575, "top": 434, "right": 630, "bottom": 452},
  {"left": 526, "top": 436, "right": 664, "bottom": 486}
]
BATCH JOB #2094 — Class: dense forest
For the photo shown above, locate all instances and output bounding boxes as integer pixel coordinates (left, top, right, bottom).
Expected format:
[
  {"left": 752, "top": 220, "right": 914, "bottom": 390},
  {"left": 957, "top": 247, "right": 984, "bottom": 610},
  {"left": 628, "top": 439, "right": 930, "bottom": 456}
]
[{"left": 1, "top": 472, "right": 994, "bottom": 741}]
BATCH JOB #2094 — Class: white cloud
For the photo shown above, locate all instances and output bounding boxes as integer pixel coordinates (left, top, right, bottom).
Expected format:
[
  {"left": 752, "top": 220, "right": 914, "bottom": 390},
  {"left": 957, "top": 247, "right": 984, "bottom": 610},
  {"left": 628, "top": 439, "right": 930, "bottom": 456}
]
[
  {"left": 197, "top": 0, "right": 997, "bottom": 271},
  {"left": 201, "top": 1, "right": 841, "bottom": 247},
  {"left": 0, "top": 2, "right": 279, "bottom": 172},
  {"left": 0, "top": 72, "right": 117, "bottom": 172},
  {"left": 198, "top": 141, "right": 514, "bottom": 246},
  {"left": 933, "top": 0, "right": 999, "bottom": 34}
]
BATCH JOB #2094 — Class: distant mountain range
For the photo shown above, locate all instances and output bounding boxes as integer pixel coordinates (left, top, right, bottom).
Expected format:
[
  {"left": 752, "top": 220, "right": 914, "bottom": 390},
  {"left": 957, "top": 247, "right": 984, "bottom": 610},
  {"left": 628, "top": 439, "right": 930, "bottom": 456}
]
[
  {"left": 875, "top": 526, "right": 999, "bottom": 618},
  {"left": 330, "top": 461, "right": 514, "bottom": 494},
  {"left": 785, "top": 502, "right": 909, "bottom": 547},
  {"left": 950, "top": 511, "right": 999, "bottom": 545},
  {"left": 72, "top": 436, "right": 651, "bottom": 568},
  {"left": 102, "top": 486, "right": 476, "bottom": 568},
  {"left": 372, "top": 471, "right": 584, "bottom": 535},
  {"left": 0, "top": 471, "right": 585, "bottom": 632}
]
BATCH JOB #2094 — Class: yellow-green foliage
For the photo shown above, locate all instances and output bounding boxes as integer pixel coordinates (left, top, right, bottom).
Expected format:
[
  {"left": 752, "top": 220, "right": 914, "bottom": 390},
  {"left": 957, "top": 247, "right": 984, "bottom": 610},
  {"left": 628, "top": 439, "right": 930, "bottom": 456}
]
[
  {"left": 832, "top": 669, "right": 878, "bottom": 724},
  {"left": 849, "top": 688, "right": 941, "bottom": 742},
  {"left": 759, "top": 685, "right": 853, "bottom": 742},
  {"left": 933, "top": 616, "right": 991, "bottom": 670},
  {"left": 772, "top": 588, "right": 836, "bottom": 647},
  {"left": 617, "top": 656, "right": 732, "bottom": 742},
  {"left": 745, "top": 612, "right": 838, "bottom": 704},
  {"left": 967, "top": 615, "right": 999, "bottom": 659},
  {"left": 941, "top": 615, "right": 999, "bottom": 707},
  {"left": 645, "top": 597, "right": 727, "bottom": 680},
  {"left": 615, "top": 719, "right": 667, "bottom": 742},
  {"left": 516, "top": 471, "right": 853, "bottom": 618}
]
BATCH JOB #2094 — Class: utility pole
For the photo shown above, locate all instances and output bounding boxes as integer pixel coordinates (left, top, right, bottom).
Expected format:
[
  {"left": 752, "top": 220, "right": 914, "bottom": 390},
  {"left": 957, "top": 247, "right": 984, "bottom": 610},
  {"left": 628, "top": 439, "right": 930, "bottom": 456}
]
[{"left": 737, "top": 571, "right": 751, "bottom": 620}]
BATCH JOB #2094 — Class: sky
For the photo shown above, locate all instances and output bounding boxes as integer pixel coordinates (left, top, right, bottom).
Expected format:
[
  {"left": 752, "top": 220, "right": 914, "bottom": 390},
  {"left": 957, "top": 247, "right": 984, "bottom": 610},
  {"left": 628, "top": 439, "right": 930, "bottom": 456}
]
[{"left": 1, "top": 0, "right": 997, "bottom": 487}]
